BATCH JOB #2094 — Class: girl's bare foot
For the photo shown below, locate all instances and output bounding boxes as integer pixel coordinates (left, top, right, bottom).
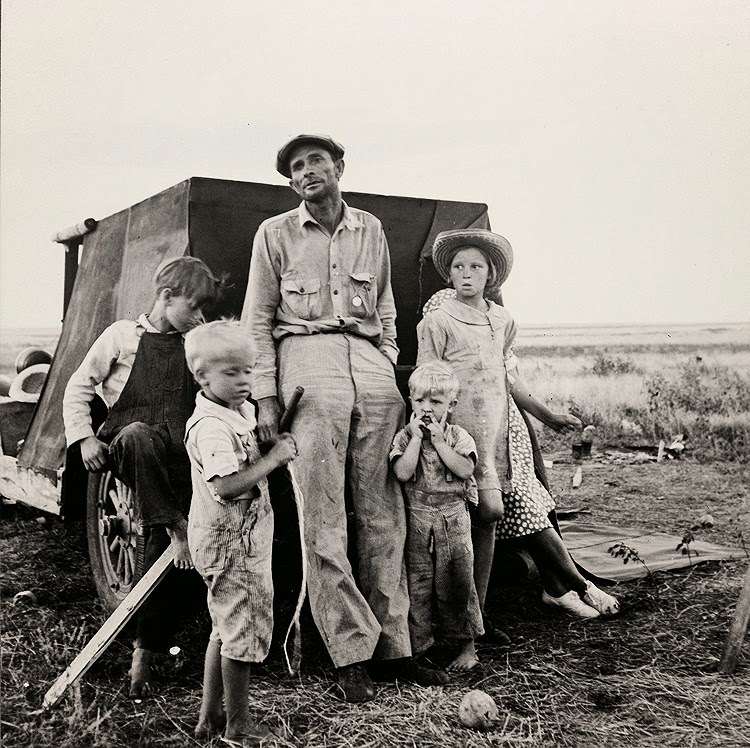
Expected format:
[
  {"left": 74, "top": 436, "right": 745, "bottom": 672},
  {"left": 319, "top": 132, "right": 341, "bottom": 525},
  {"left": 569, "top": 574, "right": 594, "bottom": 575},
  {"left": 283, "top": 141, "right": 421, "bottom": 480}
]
[
  {"left": 166, "top": 518, "right": 194, "bottom": 569},
  {"left": 129, "top": 647, "right": 153, "bottom": 699},
  {"left": 447, "top": 640, "right": 480, "bottom": 672}
]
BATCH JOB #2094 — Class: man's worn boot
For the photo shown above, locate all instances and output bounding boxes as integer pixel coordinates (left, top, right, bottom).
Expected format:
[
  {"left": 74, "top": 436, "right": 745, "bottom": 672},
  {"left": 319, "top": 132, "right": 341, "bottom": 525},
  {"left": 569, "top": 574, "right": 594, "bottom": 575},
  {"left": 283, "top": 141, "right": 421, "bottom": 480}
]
[{"left": 336, "top": 662, "right": 376, "bottom": 703}]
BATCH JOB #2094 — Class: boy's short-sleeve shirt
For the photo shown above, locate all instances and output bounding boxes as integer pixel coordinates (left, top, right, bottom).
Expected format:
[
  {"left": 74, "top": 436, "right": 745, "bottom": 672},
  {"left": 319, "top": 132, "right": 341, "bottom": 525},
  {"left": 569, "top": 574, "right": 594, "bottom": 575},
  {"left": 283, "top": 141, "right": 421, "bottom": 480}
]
[
  {"left": 185, "top": 393, "right": 270, "bottom": 525},
  {"left": 390, "top": 422, "right": 478, "bottom": 504}
]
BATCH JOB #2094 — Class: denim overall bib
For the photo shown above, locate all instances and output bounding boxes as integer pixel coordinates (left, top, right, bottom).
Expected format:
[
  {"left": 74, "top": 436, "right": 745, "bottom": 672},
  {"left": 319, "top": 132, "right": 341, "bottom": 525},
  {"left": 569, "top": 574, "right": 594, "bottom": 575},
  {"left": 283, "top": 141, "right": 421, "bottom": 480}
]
[{"left": 98, "top": 330, "right": 203, "bottom": 650}]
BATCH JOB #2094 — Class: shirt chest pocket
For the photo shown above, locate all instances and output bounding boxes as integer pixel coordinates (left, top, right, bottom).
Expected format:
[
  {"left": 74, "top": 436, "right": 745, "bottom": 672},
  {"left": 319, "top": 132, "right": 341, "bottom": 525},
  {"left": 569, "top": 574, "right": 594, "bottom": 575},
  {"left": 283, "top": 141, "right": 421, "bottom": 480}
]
[
  {"left": 280, "top": 277, "right": 322, "bottom": 321},
  {"left": 348, "top": 272, "right": 377, "bottom": 319}
]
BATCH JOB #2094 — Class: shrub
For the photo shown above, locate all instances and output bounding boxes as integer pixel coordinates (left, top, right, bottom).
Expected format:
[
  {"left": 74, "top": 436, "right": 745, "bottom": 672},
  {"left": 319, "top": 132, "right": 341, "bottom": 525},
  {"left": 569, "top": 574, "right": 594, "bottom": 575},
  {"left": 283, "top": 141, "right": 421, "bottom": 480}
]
[
  {"left": 585, "top": 353, "right": 640, "bottom": 377},
  {"left": 646, "top": 362, "right": 750, "bottom": 458}
]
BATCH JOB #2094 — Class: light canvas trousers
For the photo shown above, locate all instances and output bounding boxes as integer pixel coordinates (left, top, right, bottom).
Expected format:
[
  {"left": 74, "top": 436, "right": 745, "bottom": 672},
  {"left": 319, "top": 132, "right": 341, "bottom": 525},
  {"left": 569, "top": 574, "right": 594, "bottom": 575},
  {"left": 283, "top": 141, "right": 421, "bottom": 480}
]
[{"left": 278, "top": 333, "right": 411, "bottom": 667}]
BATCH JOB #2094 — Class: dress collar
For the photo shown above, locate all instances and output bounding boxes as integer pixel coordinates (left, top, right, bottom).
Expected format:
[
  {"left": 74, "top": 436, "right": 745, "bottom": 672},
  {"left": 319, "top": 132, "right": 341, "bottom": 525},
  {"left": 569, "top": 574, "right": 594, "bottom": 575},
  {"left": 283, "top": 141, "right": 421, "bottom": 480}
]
[{"left": 438, "top": 298, "right": 507, "bottom": 331}]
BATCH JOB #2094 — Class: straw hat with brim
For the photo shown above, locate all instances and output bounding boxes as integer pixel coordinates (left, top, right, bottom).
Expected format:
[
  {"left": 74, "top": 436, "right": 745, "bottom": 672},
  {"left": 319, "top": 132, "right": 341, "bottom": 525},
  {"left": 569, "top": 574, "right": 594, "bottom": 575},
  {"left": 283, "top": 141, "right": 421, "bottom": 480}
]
[
  {"left": 431, "top": 229, "right": 514, "bottom": 289},
  {"left": 8, "top": 363, "right": 49, "bottom": 404},
  {"left": 276, "top": 134, "right": 345, "bottom": 178}
]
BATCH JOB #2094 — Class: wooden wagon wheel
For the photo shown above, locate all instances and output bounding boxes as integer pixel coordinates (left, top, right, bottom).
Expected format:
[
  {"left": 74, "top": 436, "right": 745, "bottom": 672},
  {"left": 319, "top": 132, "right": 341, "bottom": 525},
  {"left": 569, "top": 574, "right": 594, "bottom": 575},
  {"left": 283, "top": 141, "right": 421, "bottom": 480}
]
[{"left": 86, "top": 471, "right": 145, "bottom": 613}]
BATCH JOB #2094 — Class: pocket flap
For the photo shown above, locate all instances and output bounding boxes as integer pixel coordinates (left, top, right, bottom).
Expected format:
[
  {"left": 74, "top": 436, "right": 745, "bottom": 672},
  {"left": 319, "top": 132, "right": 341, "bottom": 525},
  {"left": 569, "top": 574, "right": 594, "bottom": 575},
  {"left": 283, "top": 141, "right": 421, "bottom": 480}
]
[
  {"left": 281, "top": 277, "right": 321, "bottom": 295},
  {"left": 350, "top": 272, "right": 375, "bottom": 284}
]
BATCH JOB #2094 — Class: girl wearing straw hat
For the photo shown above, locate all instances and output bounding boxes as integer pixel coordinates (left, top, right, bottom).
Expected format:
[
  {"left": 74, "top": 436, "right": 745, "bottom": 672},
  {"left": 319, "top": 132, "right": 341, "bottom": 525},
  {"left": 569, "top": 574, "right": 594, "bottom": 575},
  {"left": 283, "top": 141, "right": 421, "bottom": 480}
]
[{"left": 418, "top": 230, "right": 619, "bottom": 653}]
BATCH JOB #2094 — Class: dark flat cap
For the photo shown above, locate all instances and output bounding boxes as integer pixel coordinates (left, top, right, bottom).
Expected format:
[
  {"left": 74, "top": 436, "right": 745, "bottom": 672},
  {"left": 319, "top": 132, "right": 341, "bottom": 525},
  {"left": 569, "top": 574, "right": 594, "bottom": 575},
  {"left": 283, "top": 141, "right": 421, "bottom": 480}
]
[{"left": 276, "top": 134, "right": 345, "bottom": 178}]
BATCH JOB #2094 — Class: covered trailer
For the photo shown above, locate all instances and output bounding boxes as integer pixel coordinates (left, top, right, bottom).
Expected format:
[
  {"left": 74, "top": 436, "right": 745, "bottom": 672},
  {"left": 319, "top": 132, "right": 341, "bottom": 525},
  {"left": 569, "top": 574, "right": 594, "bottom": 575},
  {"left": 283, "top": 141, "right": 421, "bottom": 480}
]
[{"left": 0, "top": 177, "right": 491, "bottom": 610}]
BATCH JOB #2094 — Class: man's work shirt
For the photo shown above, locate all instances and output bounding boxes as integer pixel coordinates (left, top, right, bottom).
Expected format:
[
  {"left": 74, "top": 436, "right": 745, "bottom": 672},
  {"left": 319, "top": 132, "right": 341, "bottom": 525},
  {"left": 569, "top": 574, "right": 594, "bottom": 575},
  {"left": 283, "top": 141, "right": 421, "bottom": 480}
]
[{"left": 242, "top": 201, "right": 399, "bottom": 400}]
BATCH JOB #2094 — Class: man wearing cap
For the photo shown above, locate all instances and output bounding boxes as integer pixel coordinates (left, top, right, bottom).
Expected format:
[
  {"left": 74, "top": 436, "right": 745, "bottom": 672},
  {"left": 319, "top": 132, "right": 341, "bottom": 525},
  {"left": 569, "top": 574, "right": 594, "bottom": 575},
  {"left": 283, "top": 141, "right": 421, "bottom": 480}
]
[{"left": 241, "top": 134, "right": 447, "bottom": 701}]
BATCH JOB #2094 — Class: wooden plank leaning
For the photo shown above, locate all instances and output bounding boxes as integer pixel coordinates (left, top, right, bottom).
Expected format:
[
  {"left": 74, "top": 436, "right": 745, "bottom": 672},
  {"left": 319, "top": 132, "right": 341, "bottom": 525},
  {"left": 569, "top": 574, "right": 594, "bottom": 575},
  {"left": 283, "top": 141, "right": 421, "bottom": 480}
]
[
  {"left": 43, "top": 547, "right": 173, "bottom": 709},
  {"left": 718, "top": 561, "right": 750, "bottom": 675}
]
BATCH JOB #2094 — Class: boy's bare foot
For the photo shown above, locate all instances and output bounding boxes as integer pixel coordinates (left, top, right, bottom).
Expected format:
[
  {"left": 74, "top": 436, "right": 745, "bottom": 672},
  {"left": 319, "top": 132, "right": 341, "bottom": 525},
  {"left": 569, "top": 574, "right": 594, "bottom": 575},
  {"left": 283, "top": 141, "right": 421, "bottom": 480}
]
[
  {"left": 129, "top": 647, "right": 153, "bottom": 700},
  {"left": 195, "top": 711, "right": 226, "bottom": 740},
  {"left": 166, "top": 518, "right": 194, "bottom": 569},
  {"left": 221, "top": 723, "right": 272, "bottom": 747},
  {"left": 447, "top": 640, "right": 480, "bottom": 672}
]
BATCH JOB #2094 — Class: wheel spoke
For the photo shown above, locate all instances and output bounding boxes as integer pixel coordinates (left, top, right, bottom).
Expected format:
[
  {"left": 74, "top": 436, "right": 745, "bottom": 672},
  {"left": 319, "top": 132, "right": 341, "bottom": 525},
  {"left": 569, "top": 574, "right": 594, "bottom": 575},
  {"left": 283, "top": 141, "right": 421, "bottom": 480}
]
[
  {"left": 116, "top": 543, "right": 125, "bottom": 577},
  {"left": 123, "top": 549, "right": 132, "bottom": 587}
]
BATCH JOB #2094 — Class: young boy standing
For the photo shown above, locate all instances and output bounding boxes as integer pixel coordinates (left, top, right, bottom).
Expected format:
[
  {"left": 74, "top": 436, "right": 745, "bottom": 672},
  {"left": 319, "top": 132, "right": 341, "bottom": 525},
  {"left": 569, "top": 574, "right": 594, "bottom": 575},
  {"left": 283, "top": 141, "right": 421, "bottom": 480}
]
[
  {"left": 390, "top": 362, "right": 485, "bottom": 671},
  {"left": 184, "top": 321, "right": 296, "bottom": 746},
  {"left": 63, "top": 256, "right": 224, "bottom": 697}
]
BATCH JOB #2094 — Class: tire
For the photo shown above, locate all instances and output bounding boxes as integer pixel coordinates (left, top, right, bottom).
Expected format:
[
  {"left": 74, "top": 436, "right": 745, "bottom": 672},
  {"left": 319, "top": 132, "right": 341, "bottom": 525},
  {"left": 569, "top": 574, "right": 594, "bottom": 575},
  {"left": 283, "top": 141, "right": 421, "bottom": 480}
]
[
  {"left": 15, "top": 347, "right": 52, "bottom": 373},
  {"left": 86, "top": 470, "right": 145, "bottom": 613}
]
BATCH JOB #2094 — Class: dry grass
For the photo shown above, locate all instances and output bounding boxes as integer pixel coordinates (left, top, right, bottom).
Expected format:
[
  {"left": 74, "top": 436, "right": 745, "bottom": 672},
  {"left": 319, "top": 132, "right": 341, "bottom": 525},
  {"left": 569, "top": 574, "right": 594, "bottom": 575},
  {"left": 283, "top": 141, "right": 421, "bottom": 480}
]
[
  {"left": 515, "top": 324, "right": 750, "bottom": 460},
  {"left": 2, "top": 458, "right": 750, "bottom": 748}
]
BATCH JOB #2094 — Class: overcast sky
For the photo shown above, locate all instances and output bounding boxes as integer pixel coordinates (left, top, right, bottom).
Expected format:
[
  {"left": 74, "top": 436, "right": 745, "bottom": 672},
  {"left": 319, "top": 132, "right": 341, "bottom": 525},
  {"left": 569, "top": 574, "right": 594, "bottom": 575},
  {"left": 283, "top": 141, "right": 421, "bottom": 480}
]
[{"left": 1, "top": 0, "right": 748, "bottom": 329}]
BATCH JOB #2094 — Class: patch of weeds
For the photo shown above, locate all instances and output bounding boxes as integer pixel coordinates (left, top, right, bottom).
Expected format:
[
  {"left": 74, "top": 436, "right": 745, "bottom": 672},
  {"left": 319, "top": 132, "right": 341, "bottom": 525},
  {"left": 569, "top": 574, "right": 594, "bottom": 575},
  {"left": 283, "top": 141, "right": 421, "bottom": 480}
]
[
  {"left": 607, "top": 542, "right": 659, "bottom": 602},
  {"left": 646, "top": 362, "right": 750, "bottom": 458},
  {"left": 584, "top": 352, "right": 641, "bottom": 377},
  {"left": 676, "top": 515, "right": 715, "bottom": 563}
]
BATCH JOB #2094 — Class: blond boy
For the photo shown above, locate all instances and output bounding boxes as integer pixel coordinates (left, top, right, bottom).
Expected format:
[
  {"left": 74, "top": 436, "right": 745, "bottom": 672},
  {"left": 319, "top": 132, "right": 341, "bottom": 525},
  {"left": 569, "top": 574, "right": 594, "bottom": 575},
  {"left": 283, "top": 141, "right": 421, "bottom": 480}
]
[
  {"left": 390, "top": 362, "right": 484, "bottom": 671},
  {"left": 184, "top": 320, "right": 296, "bottom": 744}
]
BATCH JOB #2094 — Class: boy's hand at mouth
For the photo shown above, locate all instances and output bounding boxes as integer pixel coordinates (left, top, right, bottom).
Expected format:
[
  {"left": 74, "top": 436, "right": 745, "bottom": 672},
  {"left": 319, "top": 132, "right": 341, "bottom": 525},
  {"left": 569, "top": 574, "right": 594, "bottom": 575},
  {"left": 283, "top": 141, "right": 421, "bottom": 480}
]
[{"left": 423, "top": 417, "right": 447, "bottom": 444}]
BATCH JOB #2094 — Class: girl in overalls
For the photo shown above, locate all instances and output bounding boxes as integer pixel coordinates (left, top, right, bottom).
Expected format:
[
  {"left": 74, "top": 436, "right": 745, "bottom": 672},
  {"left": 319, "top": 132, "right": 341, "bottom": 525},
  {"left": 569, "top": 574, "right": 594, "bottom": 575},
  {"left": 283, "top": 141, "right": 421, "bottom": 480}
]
[{"left": 417, "top": 230, "right": 619, "bottom": 661}]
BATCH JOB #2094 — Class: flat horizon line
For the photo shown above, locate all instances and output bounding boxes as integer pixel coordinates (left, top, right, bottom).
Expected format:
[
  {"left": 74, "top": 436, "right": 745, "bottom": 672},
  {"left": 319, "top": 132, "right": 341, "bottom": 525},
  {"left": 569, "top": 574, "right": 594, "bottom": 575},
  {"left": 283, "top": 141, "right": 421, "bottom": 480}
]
[{"left": 1, "top": 320, "right": 749, "bottom": 334}]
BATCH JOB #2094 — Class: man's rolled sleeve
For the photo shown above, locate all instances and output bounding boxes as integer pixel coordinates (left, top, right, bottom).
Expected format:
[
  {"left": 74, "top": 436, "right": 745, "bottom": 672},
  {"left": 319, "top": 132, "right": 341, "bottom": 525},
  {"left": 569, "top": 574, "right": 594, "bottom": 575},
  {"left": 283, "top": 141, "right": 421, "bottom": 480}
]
[{"left": 242, "top": 227, "right": 282, "bottom": 400}]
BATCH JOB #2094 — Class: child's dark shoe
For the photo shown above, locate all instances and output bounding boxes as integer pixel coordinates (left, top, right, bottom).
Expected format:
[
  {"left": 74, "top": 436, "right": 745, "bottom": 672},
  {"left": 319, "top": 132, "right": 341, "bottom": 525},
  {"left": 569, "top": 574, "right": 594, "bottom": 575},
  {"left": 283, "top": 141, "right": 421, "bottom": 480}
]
[
  {"left": 373, "top": 656, "right": 449, "bottom": 686},
  {"left": 477, "top": 616, "right": 511, "bottom": 646},
  {"left": 336, "top": 662, "right": 376, "bottom": 702}
]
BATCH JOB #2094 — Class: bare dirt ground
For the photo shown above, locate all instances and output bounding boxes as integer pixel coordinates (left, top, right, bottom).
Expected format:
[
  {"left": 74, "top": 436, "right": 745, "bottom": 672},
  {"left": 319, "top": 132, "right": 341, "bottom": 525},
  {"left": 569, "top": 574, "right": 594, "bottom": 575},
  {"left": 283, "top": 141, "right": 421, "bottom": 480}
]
[{"left": 2, "top": 456, "right": 749, "bottom": 747}]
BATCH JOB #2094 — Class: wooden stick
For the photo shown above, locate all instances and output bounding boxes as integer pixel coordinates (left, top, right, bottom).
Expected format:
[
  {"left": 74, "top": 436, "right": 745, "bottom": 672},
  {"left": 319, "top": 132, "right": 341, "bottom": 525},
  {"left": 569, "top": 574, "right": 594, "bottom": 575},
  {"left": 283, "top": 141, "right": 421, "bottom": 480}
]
[
  {"left": 718, "top": 561, "right": 750, "bottom": 675},
  {"left": 279, "top": 386, "right": 304, "bottom": 433},
  {"left": 572, "top": 466, "right": 583, "bottom": 489},
  {"left": 43, "top": 548, "right": 174, "bottom": 709}
]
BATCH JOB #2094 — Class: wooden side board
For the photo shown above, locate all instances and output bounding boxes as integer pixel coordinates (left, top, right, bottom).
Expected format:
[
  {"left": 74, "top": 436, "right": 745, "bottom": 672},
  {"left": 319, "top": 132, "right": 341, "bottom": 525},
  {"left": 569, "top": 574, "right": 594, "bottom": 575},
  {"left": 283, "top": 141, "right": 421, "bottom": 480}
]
[{"left": 0, "top": 455, "right": 61, "bottom": 515}]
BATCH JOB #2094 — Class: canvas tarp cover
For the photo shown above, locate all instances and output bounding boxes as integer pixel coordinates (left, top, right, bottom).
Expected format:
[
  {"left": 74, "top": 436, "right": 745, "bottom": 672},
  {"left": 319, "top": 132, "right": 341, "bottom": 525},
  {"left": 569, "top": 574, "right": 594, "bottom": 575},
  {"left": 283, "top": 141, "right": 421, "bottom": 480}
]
[
  {"left": 557, "top": 521, "right": 746, "bottom": 581},
  {"left": 19, "top": 177, "right": 489, "bottom": 475}
]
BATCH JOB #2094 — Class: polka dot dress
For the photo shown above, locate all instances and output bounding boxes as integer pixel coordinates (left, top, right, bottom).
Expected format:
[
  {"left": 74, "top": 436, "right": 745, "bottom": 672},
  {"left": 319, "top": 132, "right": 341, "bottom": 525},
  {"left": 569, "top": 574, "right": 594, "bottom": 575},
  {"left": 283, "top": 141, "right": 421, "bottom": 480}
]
[{"left": 496, "top": 398, "right": 555, "bottom": 540}]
